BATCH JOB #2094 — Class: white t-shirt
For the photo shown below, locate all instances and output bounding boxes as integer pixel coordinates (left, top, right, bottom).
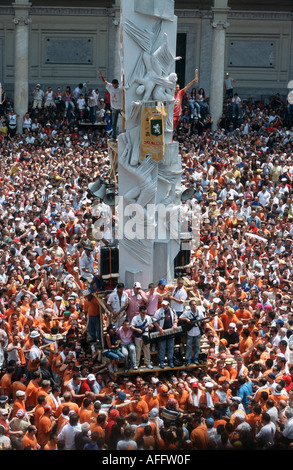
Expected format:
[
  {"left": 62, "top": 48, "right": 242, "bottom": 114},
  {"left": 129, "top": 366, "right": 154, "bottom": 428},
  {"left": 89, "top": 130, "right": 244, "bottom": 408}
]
[{"left": 106, "top": 82, "right": 122, "bottom": 110}]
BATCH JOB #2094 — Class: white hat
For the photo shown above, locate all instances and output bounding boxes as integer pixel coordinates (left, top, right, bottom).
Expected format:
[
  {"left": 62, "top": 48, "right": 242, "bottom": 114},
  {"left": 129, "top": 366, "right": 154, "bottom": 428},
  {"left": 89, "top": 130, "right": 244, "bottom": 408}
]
[
  {"left": 83, "top": 289, "right": 91, "bottom": 296},
  {"left": 87, "top": 374, "right": 96, "bottom": 381},
  {"left": 205, "top": 382, "right": 214, "bottom": 388},
  {"left": 162, "top": 300, "right": 170, "bottom": 306},
  {"left": 133, "top": 282, "right": 141, "bottom": 288},
  {"left": 30, "top": 331, "right": 40, "bottom": 338},
  {"left": 213, "top": 298, "right": 221, "bottom": 304},
  {"left": 229, "top": 322, "right": 236, "bottom": 329}
]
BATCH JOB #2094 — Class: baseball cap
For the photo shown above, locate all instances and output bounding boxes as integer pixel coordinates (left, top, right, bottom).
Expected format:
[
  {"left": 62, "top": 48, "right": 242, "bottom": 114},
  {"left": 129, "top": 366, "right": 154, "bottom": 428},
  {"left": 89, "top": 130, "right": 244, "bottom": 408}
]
[
  {"left": 133, "top": 281, "right": 141, "bottom": 288},
  {"left": 118, "top": 392, "right": 126, "bottom": 400},
  {"left": 162, "top": 300, "right": 170, "bottom": 306},
  {"left": 158, "top": 278, "right": 167, "bottom": 286},
  {"left": 109, "top": 409, "right": 119, "bottom": 419}
]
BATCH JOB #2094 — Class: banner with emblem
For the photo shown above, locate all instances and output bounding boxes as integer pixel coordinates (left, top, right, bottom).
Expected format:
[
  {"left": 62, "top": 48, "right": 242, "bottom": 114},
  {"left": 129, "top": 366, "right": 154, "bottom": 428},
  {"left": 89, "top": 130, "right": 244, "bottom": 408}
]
[{"left": 140, "top": 101, "right": 167, "bottom": 162}]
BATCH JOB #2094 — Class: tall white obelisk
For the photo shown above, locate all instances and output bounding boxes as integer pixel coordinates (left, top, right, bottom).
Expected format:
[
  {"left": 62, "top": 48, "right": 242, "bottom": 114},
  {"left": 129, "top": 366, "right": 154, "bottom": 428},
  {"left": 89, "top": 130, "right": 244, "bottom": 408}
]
[{"left": 117, "top": 0, "right": 182, "bottom": 289}]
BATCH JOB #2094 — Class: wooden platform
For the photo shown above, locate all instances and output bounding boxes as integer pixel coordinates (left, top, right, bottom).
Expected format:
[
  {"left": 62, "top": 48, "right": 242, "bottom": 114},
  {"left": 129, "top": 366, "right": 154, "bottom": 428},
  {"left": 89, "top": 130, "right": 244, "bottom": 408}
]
[{"left": 113, "top": 362, "right": 209, "bottom": 379}]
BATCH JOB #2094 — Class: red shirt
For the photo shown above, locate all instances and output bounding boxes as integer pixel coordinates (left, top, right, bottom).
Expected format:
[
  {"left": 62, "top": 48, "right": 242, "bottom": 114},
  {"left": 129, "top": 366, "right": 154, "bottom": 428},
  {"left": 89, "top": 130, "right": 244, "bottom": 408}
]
[{"left": 173, "top": 89, "right": 186, "bottom": 117}]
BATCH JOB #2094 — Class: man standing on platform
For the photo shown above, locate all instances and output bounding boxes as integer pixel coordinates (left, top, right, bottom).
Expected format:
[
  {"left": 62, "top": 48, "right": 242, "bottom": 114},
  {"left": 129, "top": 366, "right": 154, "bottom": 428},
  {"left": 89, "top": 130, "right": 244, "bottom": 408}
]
[
  {"left": 173, "top": 69, "right": 198, "bottom": 131},
  {"left": 83, "top": 289, "right": 101, "bottom": 345},
  {"left": 153, "top": 300, "right": 178, "bottom": 369},
  {"left": 180, "top": 299, "right": 205, "bottom": 366},
  {"left": 106, "top": 282, "right": 129, "bottom": 328},
  {"left": 125, "top": 282, "right": 148, "bottom": 323},
  {"left": 117, "top": 319, "right": 137, "bottom": 372},
  {"left": 98, "top": 70, "right": 123, "bottom": 141},
  {"left": 130, "top": 305, "right": 153, "bottom": 370},
  {"left": 169, "top": 278, "right": 188, "bottom": 318}
]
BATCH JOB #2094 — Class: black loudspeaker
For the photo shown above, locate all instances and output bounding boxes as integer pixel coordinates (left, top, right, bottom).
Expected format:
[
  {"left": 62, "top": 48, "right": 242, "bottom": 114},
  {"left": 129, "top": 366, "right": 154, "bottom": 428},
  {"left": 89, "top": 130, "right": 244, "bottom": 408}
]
[
  {"left": 174, "top": 248, "right": 190, "bottom": 278},
  {"left": 100, "top": 247, "right": 119, "bottom": 279}
]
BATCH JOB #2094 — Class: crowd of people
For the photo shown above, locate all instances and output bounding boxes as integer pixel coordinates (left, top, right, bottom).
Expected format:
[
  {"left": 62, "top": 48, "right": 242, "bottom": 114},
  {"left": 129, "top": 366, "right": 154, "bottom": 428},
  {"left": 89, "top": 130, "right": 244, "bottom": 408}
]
[{"left": 0, "top": 71, "right": 292, "bottom": 451}]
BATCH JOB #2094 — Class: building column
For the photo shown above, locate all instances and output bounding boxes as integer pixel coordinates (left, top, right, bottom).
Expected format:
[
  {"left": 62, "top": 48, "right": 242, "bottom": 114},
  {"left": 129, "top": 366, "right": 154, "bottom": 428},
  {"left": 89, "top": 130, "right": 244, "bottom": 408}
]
[
  {"left": 209, "top": 1, "right": 230, "bottom": 130},
  {"left": 12, "top": 1, "right": 31, "bottom": 133},
  {"left": 112, "top": 0, "right": 121, "bottom": 81}
]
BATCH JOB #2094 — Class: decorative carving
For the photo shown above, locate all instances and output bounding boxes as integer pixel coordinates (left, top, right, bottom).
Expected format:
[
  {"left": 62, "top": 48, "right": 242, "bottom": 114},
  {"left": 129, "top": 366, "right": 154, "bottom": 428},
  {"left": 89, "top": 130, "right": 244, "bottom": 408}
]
[
  {"left": 12, "top": 16, "right": 31, "bottom": 26},
  {"left": 211, "top": 20, "right": 229, "bottom": 30}
]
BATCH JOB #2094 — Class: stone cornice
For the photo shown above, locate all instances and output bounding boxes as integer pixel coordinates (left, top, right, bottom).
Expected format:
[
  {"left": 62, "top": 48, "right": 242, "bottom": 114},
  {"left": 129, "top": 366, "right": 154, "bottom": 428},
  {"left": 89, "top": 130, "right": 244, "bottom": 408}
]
[
  {"left": 227, "top": 10, "right": 293, "bottom": 20},
  {"left": 0, "top": 5, "right": 292, "bottom": 20}
]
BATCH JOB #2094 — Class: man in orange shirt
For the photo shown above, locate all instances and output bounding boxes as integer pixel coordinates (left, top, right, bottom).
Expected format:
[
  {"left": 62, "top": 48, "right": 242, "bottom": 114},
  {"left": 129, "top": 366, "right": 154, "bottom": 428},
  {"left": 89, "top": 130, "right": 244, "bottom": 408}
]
[
  {"left": 89, "top": 412, "right": 107, "bottom": 438},
  {"left": 37, "top": 405, "right": 56, "bottom": 448},
  {"left": 22, "top": 425, "right": 40, "bottom": 450},
  {"left": 83, "top": 290, "right": 101, "bottom": 344},
  {"left": 127, "top": 389, "right": 149, "bottom": 423},
  {"left": 190, "top": 415, "right": 209, "bottom": 449},
  {"left": 239, "top": 328, "right": 254, "bottom": 354},
  {"left": 175, "top": 382, "right": 190, "bottom": 412},
  {"left": 25, "top": 370, "right": 42, "bottom": 411},
  {"left": 142, "top": 385, "right": 159, "bottom": 412},
  {"left": 221, "top": 308, "right": 238, "bottom": 332},
  {"left": 79, "top": 397, "right": 93, "bottom": 424},
  {"left": 12, "top": 390, "right": 27, "bottom": 418},
  {"left": 235, "top": 302, "right": 252, "bottom": 325},
  {"left": 156, "top": 384, "right": 175, "bottom": 411},
  {"left": 11, "top": 372, "right": 27, "bottom": 403},
  {"left": 0, "top": 365, "right": 15, "bottom": 398},
  {"left": 54, "top": 391, "right": 80, "bottom": 419},
  {"left": 34, "top": 394, "right": 47, "bottom": 429}
]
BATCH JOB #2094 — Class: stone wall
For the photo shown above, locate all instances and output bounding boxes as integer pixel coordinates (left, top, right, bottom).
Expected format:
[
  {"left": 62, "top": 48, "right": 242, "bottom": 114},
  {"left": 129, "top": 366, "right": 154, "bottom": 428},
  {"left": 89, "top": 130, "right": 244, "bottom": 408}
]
[{"left": 0, "top": 4, "right": 292, "bottom": 104}]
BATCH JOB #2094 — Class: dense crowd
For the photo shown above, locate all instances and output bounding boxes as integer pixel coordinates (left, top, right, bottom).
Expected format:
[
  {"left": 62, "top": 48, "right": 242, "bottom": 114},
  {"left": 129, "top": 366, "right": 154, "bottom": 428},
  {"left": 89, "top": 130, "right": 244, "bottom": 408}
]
[{"left": 0, "top": 77, "right": 292, "bottom": 451}]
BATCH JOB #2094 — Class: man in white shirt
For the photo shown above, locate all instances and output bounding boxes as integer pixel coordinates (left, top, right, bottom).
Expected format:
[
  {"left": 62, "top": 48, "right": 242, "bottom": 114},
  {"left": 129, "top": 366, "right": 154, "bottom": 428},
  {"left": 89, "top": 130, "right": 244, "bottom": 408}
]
[
  {"left": 98, "top": 70, "right": 122, "bottom": 141},
  {"left": 282, "top": 408, "right": 293, "bottom": 447},
  {"left": 180, "top": 299, "right": 205, "bottom": 365},
  {"left": 57, "top": 412, "right": 81, "bottom": 450},
  {"left": 255, "top": 412, "right": 276, "bottom": 449},
  {"left": 257, "top": 186, "right": 271, "bottom": 207},
  {"left": 130, "top": 305, "right": 153, "bottom": 369},
  {"left": 169, "top": 278, "right": 187, "bottom": 317},
  {"left": 106, "top": 283, "right": 129, "bottom": 327},
  {"left": 79, "top": 244, "right": 94, "bottom": 279}
]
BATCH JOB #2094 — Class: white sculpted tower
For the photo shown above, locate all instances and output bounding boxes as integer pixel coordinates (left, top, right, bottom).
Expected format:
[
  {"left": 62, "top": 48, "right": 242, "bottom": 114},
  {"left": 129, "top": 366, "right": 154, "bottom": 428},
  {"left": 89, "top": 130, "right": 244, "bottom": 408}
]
[{"left": 117, "top": 0, "right": 183, "bottom": 288}]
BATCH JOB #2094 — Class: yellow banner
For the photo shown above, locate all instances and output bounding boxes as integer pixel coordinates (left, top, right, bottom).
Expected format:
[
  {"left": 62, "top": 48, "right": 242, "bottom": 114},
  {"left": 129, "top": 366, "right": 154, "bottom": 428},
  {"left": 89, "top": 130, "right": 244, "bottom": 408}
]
[{"left": 140, "top": 101, "right": 167, "bottom": 162}]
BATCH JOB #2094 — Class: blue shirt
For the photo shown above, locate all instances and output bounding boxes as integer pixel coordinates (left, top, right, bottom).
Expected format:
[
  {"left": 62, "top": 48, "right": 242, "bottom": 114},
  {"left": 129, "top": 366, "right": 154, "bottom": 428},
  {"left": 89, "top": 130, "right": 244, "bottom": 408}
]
[{"left": 238, "top": 380, "right": 253, "bottom": 413}]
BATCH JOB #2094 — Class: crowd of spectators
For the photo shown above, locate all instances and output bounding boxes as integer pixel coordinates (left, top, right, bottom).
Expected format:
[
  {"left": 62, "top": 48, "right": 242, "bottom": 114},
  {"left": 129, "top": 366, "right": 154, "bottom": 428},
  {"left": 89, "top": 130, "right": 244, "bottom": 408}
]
[{"left": 0, "top": 76, "right": 292, "bottom": 451}]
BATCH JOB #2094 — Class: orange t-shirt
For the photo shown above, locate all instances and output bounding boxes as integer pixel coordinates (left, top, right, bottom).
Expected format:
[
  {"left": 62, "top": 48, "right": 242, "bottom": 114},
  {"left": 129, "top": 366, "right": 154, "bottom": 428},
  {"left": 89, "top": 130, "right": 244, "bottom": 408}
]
[
  {"left": 83, "top": 297, "right": 100, "bottom": 317},
  {"left": 128, "top": 398, "right": 149, "bottom": 421},
  {"left": 89, "top": 423, "right": 104, "bottom": 439},
  {"left": 12, "top": 398, "right": 26, "bottom": 418},
  {"left": 0, "top": 373, "right": 12, "bottom": 397},
  {"left": 34, "top": 404, "right": 45, "bottom": 429},
  {"left": 176, "top": 390, "right": 189, "bottom": 411},
  {"left": 239, "top": 336, "right": 253, "bottom": 354},
  {"left": 37, "top": 415, "right": 52, "bottom": 446},
  {"left": 79, "top": 407, "right": 93, "bottom": 424},
  {"left": 54, "top": 401, "right": 80, "bottom": 419},
  {"left": 11, "top": 381, "right": 27, "bottom": 402},
  {"left": 190, "top": 424, "right": 209, "bottom": 450},
  {"left": 142, "top": 395, "right": 160, "bottom": 412},
  {"left": 25, "top": 380, "right": 40, "bottom": 409},
  {"left": 22, "top": 433, "right": 38, "bottom": 450},
  {"left": 44, "top": 440, "right": 57, "bottom": 450},
  {"left": 221, "top": 313, "right": 239, "bottom": 332}
]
